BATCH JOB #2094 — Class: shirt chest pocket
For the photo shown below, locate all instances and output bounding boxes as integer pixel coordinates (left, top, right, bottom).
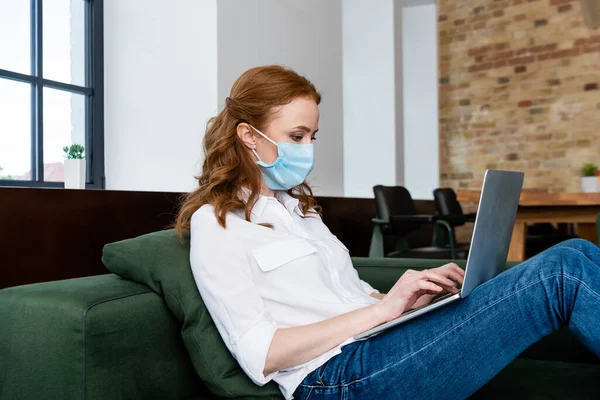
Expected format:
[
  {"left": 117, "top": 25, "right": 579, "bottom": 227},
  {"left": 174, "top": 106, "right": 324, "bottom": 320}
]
[{"left": 252, "top": 238, "right": 318, "bottom": 272}]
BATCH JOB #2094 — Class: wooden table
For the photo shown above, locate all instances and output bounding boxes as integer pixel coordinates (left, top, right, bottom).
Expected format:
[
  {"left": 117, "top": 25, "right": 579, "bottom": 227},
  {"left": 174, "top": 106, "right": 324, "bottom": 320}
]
[{"left": 457, "top": 190, "right": 600, "bottom": 262}]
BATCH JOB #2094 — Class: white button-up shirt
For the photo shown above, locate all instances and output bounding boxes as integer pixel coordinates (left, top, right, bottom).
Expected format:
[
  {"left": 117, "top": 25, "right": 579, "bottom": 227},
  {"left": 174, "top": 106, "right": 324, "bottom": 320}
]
[{"left": 190, "top": 191, "right": 379, "bottom": 399}]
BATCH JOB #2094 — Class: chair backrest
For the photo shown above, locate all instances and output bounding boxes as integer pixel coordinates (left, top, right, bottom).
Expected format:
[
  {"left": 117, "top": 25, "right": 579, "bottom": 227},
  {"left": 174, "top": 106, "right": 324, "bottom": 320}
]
[
  {"left": 373, "top": 185, "right": 418, "bottom": 219},
  {"left": 433, "top": 188, "right": 464, "bottom": 217},
  {"left": 373, "top": 185, "right": 423, "bottom": 237}
]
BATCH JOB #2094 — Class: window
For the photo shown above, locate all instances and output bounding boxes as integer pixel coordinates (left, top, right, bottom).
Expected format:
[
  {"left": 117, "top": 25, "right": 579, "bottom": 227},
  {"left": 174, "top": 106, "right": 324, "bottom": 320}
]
[{"left": 0, "top": 0, "right": 104, "bottom": 188}]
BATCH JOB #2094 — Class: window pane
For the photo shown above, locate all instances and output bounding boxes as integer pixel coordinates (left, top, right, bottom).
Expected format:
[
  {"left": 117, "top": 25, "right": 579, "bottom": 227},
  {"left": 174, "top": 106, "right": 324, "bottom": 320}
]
[
  {"left": 0, "top": 79, "right": 31, "bottom": 181},
  {"left": 43, "top": 87, "right": 86, "bottom": 182},
  {"left": 0, "top": 1, "right": 31, "bottom": 74},
  {"left": 43, "top": 0, "right": 85, "bottom": 86}
]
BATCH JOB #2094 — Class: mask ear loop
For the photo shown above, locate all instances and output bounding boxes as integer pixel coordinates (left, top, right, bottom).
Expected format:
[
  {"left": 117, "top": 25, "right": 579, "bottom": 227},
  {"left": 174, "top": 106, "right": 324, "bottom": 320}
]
[
  {"left": 249, "top": 125, "right": 278, "bottom": 146},
  {"left": 251, "top": 148, "right": 261, "bottom": 162},
  {"left": 249, "top": 125, "right": 278, "bottom": 162}
]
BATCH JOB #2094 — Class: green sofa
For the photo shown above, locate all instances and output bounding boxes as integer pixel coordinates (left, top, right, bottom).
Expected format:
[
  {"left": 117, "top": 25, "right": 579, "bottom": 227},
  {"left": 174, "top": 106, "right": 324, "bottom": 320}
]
[{"left": 1, "top": 258, "right": 598, "bottom": 400}]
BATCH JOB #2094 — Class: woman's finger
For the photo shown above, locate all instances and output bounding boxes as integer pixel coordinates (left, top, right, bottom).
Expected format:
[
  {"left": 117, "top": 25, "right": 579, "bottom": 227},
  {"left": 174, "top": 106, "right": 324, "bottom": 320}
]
[
  {"left": 415, "top": 280, "right": 443, "bottom": 293},
  {"left": 445, "top": 270, "right": 464, "bottom": 285},
  {"left": 451, "top": 264, "right": 465, "bottom": 277},
  {"left": 436, "top": 263, "right": 465, "bottom": 279},
  {"left": 421, "top": 270, "right": 457, "bottom": 287}
]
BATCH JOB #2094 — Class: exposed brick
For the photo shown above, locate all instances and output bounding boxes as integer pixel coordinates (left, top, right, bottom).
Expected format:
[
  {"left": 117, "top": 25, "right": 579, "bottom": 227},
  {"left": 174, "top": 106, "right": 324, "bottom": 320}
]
[
  {"left": 439, "top": 0, "right": 600, "bottom": 194},
  {"left": 515, "top": 13, "right": 527, "bottom": 21},
  {"left": 532, "top": 133, "right": 552, "bottom": 141},
  {"left": 494, "top": 50, "right": 514, "bottom": 60},
  {"left": 506, "top": 153, "right": 519, "bottom": 161},
  {"left": 515, "top": 65, "right": 527, "bottom": 73},
  {"left": 532, "top": 43, "right": 558, "bottom": 53},
  {"left": 509, "top": 55, "right": 535, "bottom": 65},
  {"left": 577, "top": 139, "right": 592, "bottom": 147},
  {"left": 550, "top": 48, "right": 580, "bottom": 59},
  {"left": 439, "top": 14, "right": 448, "bottom": 22},
  {"left": 557, "top": 4, "right": 572, "bottom": 12},
  {"left": 529, "top": 108, "right": 546, "bottom": 115},
  {"left": 537, "top": 53, "right": 551, "bottom": 61},
  {"left": 468, "top": 45, "right": 492, "bottom": 56},
  {"left": 516, "top": 48, "right": 530, "bottom": 56},
  {"left": 584, "top": 83, "right": 598, "bottom": 91},
  {"left": 450, "top": 172, "right": 474, "bottom": 180},
  {"left": 583, "top": 44, "right": 600, "bottom": 54},
  {"left": 454, "top": 19, "right": 466, "bottom": 26},
  {"left": 550, "top": 0, "right": 576, "bottom": 5},
  {"left": 469, "top": 62, "right": 494, "bottom": 72},
  {"left": 518, "top": 100, "right": 532, "bottom": 107},
  {"left": 534, "top": 19, "right": 548, "bottom": 27}
]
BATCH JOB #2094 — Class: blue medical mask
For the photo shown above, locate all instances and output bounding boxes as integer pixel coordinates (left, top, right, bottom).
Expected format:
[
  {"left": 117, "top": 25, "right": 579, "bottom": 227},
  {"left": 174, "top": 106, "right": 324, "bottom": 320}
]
[{"left": 249, "top": 125, "right": 314, "bottom": 190}]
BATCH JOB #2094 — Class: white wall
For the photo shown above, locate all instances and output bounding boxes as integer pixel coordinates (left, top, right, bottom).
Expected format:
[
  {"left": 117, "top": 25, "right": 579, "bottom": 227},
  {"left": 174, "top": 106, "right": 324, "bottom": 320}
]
[
  {"left": 104, "top": 0, "right": 218, "bottom": 192},
  {"left": 216, "top": 0, "right": 344, "bottom": 197},
  {"left": 402, "top": 3, "right": 439, "bottom": 200},
  {"left": 342, "top": 0, "right": 403, "bottom": 198},
  {"left": 103, "top": 1, "right": 439, "bottom": 199}
]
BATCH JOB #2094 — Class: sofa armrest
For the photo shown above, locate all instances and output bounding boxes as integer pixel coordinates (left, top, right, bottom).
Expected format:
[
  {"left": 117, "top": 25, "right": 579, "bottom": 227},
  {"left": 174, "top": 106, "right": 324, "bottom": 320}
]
[{"left": 0, "top": 274, "right": 206, "bottom": 400}]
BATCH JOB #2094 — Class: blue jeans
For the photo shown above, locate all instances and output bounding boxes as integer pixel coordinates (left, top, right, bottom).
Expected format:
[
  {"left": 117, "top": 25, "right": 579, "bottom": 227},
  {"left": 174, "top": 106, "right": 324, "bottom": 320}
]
[{"left": 293, "top": 239, "right": 600, "bottom": 400}]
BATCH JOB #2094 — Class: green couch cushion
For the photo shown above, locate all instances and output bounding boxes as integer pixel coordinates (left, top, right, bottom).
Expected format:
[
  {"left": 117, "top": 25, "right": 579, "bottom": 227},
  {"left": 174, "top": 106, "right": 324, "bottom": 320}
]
[{"left": 102, "top": 229, "right": 282, "bottom": 399}]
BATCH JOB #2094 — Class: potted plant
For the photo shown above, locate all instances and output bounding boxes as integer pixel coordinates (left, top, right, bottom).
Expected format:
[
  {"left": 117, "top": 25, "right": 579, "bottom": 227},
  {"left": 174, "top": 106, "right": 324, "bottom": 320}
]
[
  {"left": 580, "top": 163, "right": 599, "bottom": 193},
  {"left": 63, "top": 144, "right": 86, "bottom": 189}
]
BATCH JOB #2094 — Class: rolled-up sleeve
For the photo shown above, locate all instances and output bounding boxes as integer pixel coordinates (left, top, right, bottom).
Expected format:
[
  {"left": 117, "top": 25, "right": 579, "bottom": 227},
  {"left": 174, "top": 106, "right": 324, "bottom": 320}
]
[{"left": 189, "top": 209, "right": 278, "bottom": 385}]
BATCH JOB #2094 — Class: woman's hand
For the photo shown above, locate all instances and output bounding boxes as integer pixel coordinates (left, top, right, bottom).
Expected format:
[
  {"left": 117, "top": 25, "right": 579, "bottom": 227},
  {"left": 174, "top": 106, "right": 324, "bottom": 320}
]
[{"left": 374, "top": 263, "right": 465, "bottom": 323}]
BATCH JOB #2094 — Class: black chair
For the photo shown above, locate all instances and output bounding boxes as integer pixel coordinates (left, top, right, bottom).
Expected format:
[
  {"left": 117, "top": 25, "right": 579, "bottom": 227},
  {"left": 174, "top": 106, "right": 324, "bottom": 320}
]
[
  {"left": 370, "top": 185, "right": 467, "bottom": 259},
  {"left": 433, "top": 188, "right": 476, "bottom": 255}
]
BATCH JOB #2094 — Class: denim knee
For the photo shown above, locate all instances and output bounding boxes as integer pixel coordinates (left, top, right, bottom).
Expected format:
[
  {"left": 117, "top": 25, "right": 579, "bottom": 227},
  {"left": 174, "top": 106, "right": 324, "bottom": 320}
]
[
  {"left": 536, "top": 246, "right": 583, "bottom": 279},
  {"left": 559, "top": 238, "right": 596, "bottom": 253}
]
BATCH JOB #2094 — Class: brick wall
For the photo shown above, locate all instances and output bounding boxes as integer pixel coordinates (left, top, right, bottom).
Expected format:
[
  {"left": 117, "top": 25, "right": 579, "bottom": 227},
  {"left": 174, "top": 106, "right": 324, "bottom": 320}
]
[{"left": 438, "top": 0, "right": 600, "bottom": 193}]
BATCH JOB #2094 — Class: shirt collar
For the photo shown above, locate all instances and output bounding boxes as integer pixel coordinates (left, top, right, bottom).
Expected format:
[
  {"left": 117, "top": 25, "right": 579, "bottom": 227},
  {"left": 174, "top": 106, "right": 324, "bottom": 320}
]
[
  {"left": 275, "top": 191, "right": 305, "bottom": 217},
  {"left": 240, "top": 187, "right": 304, "bottom": 218}
]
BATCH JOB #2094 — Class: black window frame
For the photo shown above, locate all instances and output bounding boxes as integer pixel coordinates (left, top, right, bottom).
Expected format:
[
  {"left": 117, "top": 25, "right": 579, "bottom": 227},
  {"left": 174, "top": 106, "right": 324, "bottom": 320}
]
[{"left": 0, "top": 0, "right": 104, "bottom": 189}]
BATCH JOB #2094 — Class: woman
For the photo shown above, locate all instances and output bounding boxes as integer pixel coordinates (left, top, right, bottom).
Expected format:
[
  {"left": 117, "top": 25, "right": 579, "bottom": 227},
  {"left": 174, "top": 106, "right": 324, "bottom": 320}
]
[{"left": 175, "top": 65, "right": 600, "bottom": 400}]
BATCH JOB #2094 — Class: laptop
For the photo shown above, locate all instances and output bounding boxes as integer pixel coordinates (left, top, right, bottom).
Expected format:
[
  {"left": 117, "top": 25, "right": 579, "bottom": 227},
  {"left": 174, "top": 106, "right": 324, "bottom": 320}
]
[{"left": 355, "top": 169, "right": 524, "bottom": 340}]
